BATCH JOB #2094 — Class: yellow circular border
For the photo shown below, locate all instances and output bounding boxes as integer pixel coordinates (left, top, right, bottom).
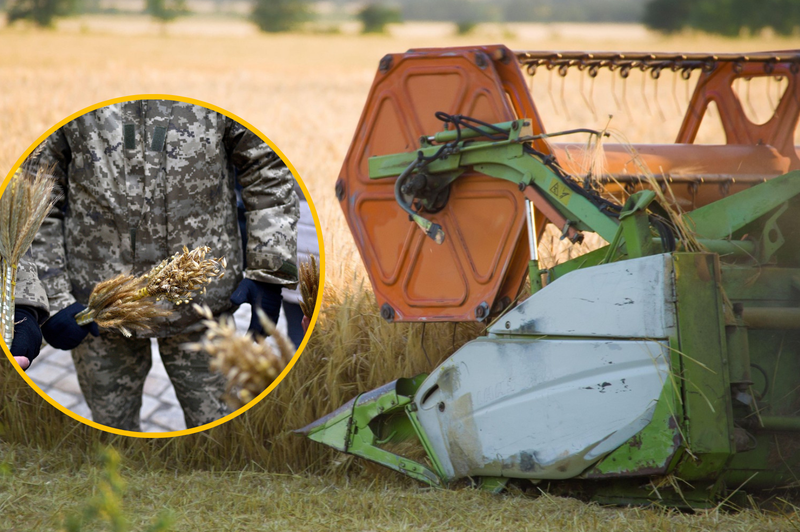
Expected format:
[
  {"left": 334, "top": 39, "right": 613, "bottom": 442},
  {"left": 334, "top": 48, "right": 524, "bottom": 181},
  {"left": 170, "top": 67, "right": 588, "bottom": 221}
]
[{"left": 0, "top": 94, "right": 326, "bottom": 439}]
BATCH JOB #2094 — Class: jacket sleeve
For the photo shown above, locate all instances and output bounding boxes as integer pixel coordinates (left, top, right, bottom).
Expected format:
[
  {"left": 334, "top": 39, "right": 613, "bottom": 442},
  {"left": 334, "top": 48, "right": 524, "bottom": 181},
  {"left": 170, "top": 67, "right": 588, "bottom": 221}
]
[
  {"left": 15, "top": 255, "right": 50, "bottom": 324},
  {"left": 225, "top": 120, "right": 299, "bottom": 288},
  {"left": 26, "top": 130, "right": 76, "bottom": 314}
]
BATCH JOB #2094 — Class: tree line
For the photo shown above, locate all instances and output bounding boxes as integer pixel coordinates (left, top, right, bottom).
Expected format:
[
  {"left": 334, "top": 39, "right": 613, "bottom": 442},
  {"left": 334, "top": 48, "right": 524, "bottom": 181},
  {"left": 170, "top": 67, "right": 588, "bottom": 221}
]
[{"left": 4, "top": 0, "right": 799, "bottom": 37}]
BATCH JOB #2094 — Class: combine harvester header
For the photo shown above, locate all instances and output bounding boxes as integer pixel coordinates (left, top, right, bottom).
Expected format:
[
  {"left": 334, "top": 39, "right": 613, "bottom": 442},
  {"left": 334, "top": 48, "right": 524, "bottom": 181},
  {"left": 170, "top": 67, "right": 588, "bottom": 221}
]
[{"left": 303, "top": 46, "right": 800, "bottom": 507}]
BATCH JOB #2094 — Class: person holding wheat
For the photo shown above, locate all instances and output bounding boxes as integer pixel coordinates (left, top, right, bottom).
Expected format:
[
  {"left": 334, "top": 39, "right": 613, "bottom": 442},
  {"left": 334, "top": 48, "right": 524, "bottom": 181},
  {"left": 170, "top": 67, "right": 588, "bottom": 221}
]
[{"left": 19, "top": 99, "right": 299, "bottom": 431}]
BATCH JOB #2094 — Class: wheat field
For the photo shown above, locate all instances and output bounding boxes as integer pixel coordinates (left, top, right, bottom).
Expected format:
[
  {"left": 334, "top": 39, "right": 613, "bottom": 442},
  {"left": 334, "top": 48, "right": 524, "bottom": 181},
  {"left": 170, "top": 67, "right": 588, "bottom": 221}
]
[{"left": 2, "top": 18, "right": 800, "bottom": 529}]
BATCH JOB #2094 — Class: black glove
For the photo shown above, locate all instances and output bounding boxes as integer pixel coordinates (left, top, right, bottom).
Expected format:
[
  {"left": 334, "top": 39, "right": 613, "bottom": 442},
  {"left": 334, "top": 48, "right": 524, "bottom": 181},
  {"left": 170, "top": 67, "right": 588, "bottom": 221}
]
[
  {"left": 9, "top": 306, "right": 43, "bottom": 367},
  {"left": 230, "top": 279, "right": 282, "bottom": 336},
  {"left": 41, "top": 302, "right": 99, "bottom": 350}
]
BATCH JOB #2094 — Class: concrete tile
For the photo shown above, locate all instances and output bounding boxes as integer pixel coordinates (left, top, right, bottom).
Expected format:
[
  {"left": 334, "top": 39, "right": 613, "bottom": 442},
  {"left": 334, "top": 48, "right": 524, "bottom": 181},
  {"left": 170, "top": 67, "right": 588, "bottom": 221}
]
[
  {"left": 69, "top": 401, "right": 93, "bottom": 422},
  {"left": 149, "top": 405, "right": 186, "bottom": 432},
  {"left": 26, "top": 361, "right": 68, "bottom": 386},
  {"left": 143, "top": 375, "right": 171, "bottom": 398},
  {"left": 158, "top": 382, "right": 180, "bottom": 407},
  {"left": 141, "top": 421, "right": 162, "bottom": 433},
  {"left": 44, "top": 388, "right": 79, "bottom": 410},
  {"left": 45, "top": 349, "right": 75, "bottom": 368},
  {"left": 232, "top": 304, "right": 290, "bottom": 338},
  {"left": 35, "top": 344, "right": 57, "bottom": 362},
  {"left": 139, "top": 394, "right": 161, "bottom": 420},
  {"left": 51, "top": 372, "right": 83, "bottom": 395}
]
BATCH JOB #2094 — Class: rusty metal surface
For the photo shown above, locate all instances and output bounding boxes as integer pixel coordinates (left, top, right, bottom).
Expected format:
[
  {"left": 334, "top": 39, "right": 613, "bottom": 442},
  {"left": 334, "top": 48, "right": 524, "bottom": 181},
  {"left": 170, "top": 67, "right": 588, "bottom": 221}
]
[{"left": 553, "top": 143, "right": 791, "bottom": 210}]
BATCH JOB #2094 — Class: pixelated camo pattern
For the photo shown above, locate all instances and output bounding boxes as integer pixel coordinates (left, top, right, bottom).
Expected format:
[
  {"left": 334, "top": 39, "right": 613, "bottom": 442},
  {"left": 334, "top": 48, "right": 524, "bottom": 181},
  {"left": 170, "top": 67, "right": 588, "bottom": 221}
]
[
  {"left": 72, "top": 329, "right": 229, "bottom": 431},
  {"left": 25, "top": 100, "right": 299, "bottom": 337},
  {"left": 15, "top": 256, "right": 49, "bottom": 323}
]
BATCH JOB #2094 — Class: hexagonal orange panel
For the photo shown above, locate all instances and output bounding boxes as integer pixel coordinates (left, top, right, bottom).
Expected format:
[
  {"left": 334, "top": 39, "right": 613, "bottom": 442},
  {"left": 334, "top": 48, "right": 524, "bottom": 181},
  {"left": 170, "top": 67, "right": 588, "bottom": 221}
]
[{"left": 336, "top": 45, "right": 542, "bottom": 322}]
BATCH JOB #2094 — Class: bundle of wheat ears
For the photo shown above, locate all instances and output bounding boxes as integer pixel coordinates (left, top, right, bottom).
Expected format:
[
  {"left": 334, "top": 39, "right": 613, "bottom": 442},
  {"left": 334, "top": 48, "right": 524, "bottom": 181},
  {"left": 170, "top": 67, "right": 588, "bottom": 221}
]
[
  {"left": 189, "top": 304, "right": 294, "bottom": 409},
  {"left": 74, "top": 246, "right": 227, "bottom": 337},
  {"left": 299, "top": 255, "right": 319, "bottom": 318},
  {"left": 0, "top": 167, "right": 58, "bottom": 346}
]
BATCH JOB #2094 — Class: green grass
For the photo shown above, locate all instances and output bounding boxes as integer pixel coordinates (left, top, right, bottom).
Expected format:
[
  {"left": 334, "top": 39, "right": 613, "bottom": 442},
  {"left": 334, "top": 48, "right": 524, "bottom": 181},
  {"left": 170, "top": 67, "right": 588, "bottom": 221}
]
[{"left": 3, "top": 444, "right": 800, "bottom": 532}]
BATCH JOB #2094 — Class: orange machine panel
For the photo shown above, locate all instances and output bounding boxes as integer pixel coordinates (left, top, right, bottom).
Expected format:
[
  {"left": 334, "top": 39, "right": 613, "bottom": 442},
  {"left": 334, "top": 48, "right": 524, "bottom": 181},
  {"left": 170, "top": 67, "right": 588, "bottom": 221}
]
[
  {"left": 339, "top": 47, "right": 800, "bottom": 323},
  {"left": 336, "top": 45, "right": 537, "bottom": 322}
]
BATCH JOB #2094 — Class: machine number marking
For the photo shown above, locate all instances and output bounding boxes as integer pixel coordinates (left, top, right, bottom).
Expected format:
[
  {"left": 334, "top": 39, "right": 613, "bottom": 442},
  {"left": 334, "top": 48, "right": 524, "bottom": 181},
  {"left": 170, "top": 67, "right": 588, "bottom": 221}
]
[{"left": 548, "top": 179, "right": 572, "bottom": 205}]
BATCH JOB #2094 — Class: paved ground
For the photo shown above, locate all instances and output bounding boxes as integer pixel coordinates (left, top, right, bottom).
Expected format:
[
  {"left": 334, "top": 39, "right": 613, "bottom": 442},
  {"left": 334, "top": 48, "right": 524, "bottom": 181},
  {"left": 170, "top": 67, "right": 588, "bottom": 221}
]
[{"left": 26, "top": 304, "right": 291, "bottom": 433}]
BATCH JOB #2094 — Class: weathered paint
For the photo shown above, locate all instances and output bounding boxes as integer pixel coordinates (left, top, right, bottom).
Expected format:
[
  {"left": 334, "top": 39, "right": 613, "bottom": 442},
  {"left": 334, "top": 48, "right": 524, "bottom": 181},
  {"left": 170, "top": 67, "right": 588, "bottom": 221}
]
[
  {"left": 414, "top": 337, "right": 670, "bottom": 480},
  {"left": 489, "top": 254, "right": 675, "bottom": 339}
]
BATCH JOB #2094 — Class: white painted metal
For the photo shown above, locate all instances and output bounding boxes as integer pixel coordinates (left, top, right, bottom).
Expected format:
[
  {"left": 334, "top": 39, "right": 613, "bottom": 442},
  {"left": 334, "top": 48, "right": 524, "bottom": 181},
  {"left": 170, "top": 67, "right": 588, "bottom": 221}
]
[
  {"left": 414, "top": 337, "right": 670, "bottom": 480},
  {"left": 489, "top": 254, "right": 675, "bottom": 338}
]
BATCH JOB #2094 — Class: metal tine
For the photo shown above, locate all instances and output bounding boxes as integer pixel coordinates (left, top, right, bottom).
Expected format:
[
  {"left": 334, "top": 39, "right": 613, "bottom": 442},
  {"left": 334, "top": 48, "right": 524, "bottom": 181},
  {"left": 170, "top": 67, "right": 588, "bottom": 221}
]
[
  {"left": 559, "top": 64, "right": 572, "bottom": 121},
  {"left": 579, "top": 66, "right": 598, "bottom": 120},
  {"left": 611, "top": 65, "right": 623, "bottom": 113},
  {"left": 640, "top": 63, "right": 653, "bottom": 117},
  {"left": 547, "top": 65, "right": 560, "bottom": 117},
  {"left": 652, "top": 68, "right": 666, "bottom": 122},
  {"left": 621, "top": 67, "right": 633, "bottom": 120},
  {"left": 684, "top": 68, "right": 692, "bottom": 108},
  {"left": 774, "top": 75, "right": 785, "bottom": 115},
  {"left": 671, "top": 67, "right": 682, "bottom": 114},
  {"left": 745, "top": 77, "right": 759, "bottom": 123},
  {"left": 767, "top": 74, "right": 776, "bottom": 114}
]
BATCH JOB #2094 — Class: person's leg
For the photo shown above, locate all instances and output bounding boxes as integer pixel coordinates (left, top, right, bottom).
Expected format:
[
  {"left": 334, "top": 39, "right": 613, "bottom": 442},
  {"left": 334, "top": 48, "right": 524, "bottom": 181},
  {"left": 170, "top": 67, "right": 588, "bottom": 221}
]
[
  {"left": 282, "top": 301, "right": 306, "bottom": 348},
  {"left": 158, "top": 330, "right": 230, "bottom": 429},
  {"left": 71, "top": 334, "right": 152, "bottom": 431}
]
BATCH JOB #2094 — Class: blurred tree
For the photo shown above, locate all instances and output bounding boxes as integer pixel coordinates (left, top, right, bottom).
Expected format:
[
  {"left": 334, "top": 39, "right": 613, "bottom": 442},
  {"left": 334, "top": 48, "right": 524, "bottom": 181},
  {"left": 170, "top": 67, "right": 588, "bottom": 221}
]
[
  {"left": 642, "top": 0, "right": 691, "bottom": 33},
  {"left": 358, "top": 3, "right": 402, "bottom": 34},
  {"left": 251, "top": 0, "right": 310, "bottom": 33},
  {"left": 455, "top": 20, "right": 477, "bottom": 35},
  {"left": 146, "top": 0, "right": 188, "bottom": 23},
  {"left": 6, "top": 0, "right": 76, "bottom": 27},
  {"left": 644, "top": 0, "right": 800, "bottom": 36}
]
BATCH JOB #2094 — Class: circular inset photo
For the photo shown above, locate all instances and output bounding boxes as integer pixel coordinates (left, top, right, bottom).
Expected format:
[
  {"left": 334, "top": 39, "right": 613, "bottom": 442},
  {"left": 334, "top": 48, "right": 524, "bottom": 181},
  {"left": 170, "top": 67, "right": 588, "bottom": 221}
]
[{"left": 0, "top": 96, "right": 323, "bottom": 437}]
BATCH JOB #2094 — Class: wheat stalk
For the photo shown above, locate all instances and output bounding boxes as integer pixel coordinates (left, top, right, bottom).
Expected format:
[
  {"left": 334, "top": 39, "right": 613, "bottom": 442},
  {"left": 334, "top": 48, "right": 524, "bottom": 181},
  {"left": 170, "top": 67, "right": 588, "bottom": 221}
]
[
  {"left": 188, "top": 304, "right": 294, "bottom": 409},
  {"left": 75, "top": 246, "right": 226, "bottom": 337},
  {"left": 0, "top": 166, "right": 58, "bottom": 346},
  {"left": 299, "top": 255, "right": 319, "bottom": 317}
]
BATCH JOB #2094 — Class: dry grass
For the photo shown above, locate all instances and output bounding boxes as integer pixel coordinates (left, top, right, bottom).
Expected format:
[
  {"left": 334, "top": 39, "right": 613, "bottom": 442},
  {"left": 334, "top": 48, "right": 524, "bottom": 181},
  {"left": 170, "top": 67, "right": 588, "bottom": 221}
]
[
  {"left": 1, "top": 20, "right": 799, "bottom": 526},
  {"left": 2, "top": 443, "right": 800, "bottom": 532}
]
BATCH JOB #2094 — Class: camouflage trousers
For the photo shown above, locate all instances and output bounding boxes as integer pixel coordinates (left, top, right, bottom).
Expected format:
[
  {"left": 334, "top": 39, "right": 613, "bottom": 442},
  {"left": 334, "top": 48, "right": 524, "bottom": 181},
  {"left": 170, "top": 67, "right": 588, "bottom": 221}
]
[{"left": 72, "top": 330, "right": 230, "bottom": 431}]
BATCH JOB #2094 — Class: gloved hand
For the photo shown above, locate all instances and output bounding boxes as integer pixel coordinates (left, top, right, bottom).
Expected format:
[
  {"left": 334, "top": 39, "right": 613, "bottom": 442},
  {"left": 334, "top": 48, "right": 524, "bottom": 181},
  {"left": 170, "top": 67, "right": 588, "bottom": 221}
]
[
  {"left": 230, "top": 279, "right": 282, "bottom": 336},
  {"left": 9, "top": 306, "right": 42, "bottom": 371},
  {"left": 41, "top": 302, "right": 99, "bottom": 350}
]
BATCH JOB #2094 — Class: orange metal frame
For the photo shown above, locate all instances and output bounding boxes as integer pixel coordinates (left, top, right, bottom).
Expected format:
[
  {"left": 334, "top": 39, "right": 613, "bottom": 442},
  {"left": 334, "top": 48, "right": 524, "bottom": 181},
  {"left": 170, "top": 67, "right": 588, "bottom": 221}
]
[{"left": 337, "top": 45, "right": 800, "bottom": 323}]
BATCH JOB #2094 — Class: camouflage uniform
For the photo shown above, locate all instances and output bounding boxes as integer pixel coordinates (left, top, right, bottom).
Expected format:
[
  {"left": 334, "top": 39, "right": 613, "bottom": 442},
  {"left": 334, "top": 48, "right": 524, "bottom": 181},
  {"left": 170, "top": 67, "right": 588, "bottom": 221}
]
[
  {"left": 16, "top": 257, "right": 50, "bottom": 323},
  {"left": 23, "top": 100, "right": 299, "bottom": 430}
]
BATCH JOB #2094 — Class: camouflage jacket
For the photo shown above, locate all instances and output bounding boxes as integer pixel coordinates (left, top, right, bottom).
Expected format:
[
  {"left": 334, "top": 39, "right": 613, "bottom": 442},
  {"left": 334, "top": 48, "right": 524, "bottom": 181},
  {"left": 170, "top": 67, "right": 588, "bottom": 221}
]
[
  {"left": 16, "top": 257, "right": 50, "bottom": 324},
  {"left": 25, "top": 100, "right": 299, "bottom": 337}
]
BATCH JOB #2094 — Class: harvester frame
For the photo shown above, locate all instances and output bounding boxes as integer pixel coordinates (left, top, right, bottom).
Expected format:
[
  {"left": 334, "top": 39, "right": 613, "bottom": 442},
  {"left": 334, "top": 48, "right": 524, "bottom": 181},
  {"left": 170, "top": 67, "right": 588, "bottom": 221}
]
[{"left": 303, "top": 46, "right": 800, "bottom": 507}]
